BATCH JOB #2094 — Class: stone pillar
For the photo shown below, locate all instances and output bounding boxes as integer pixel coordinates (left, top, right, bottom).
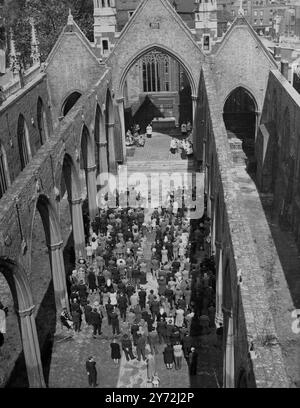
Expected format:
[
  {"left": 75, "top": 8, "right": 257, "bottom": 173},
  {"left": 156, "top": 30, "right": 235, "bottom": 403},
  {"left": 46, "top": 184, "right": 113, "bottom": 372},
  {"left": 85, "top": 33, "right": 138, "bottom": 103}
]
[
  {"left": 107, "top": 123, "right": 117, "bottom": 174},
  {"left": 215, "top": 242, "right": 223, "bottom": 327},
  {"left": 204, "top": 162, "right": 209, "bottom": 195},
  {"left": 19, "top": 306, "right": 46, "bottom": 388},
  {"left": 280, "top": 60, "right": 289, "bottom": 80},
  {"left": 191, "top": 95, "right": 198, "bottom": 123},
  {"left": 223, "top": 311, "right": 235, "bottom": 388},
  {"left": 70, "top": 197, "right": 86, "bottom": 258},
  {"left": 255, "top": 111, "right": 261, "bottom": 142},
  {"left": 48, "top": 241, "right": 69, "bottom": 313},
  {"left": 211, "top": 195, "right": 216, "bottom": 255},
  {"left": 116, "top": 97, "right": 126, "bottom": 163},
  {"left": 99, "top": 141, "right": 109, "bottom": 175},
  {"left": 206, "top": 163, "right": 211, "bottom": 218},
  {"left": 86, "top": 164, "right": 97, "bottom": 222}
]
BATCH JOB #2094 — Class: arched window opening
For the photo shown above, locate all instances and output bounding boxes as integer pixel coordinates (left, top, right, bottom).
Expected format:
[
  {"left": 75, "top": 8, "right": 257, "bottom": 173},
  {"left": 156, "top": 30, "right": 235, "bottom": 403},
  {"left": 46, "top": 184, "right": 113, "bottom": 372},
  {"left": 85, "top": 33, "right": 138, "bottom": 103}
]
[
  {"left": 223, "top": 87, "right": 257, "bottom": 168},
  {"left": 37, "top": 97, "right": 49, "bottom": 145},
  {"left": 124, "top": 47, "right": 192, "bottom": 133},
  {"left": 17, "top": 115, "right": 32, "bottom": 170},
  {"left": 0, "top": 143, "right": 9, "bottom": 199},
  {"left": 61, "top": 92, "right": 82, "bottom": 117}
]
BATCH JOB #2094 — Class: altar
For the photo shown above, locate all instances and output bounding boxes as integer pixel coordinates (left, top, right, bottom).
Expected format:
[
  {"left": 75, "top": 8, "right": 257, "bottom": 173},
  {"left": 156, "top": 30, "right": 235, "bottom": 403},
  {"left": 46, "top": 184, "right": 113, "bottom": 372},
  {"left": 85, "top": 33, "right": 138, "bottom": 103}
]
[{"left": 152, "top": 116, "right": 176, "bottom": 131}]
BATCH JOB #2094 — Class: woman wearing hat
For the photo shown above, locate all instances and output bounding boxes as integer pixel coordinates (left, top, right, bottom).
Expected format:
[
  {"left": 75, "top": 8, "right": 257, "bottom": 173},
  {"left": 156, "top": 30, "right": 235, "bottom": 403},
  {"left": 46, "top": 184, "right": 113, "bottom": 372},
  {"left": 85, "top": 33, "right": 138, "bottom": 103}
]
[
  {"left": 163, "top": 344, "right": 174, "bottom": 370},
  {"left": 110, "top": 337, "right": 121, "bottom": 365}
]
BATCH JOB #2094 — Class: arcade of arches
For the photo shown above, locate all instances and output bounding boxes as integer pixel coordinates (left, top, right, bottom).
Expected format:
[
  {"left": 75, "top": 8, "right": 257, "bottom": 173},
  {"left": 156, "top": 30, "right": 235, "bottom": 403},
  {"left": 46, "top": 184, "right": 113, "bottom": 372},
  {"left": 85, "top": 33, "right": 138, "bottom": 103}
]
[
  {"left": 1, "top": 8, "right": 297, "bottom": 387},
  {"left": 0, "top": 69, "right": 276, "bottom": 389}
]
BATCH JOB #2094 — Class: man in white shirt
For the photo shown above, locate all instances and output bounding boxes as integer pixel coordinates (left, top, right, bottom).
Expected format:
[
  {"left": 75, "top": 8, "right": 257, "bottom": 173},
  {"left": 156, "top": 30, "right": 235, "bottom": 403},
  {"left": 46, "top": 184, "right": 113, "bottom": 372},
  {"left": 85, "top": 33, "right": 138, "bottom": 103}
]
[{"left": 146, "top": 124, "right": 153, "bottom": 138}]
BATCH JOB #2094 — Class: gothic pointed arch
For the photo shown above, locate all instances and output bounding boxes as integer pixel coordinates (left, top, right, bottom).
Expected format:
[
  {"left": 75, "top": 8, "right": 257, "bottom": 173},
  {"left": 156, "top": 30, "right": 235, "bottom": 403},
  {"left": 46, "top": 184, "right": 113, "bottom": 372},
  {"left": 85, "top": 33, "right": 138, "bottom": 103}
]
[
  {"left": 0, "top": 258, "right": 45, "bottom": 388},
  {"left": 37, "top": 97, "right": 49, "bottom": 145},
  {"left": 0, "top": 142, "right": 10, "bottom": 199},
  {"left": 94, "top": 104, "right": 108, "bottom": 177},
  {"left": 61, "top": 91, "right": 82, "bottom": 117},
  {"left": 17, "top": 115, "right": 32, "bottom": 170}
]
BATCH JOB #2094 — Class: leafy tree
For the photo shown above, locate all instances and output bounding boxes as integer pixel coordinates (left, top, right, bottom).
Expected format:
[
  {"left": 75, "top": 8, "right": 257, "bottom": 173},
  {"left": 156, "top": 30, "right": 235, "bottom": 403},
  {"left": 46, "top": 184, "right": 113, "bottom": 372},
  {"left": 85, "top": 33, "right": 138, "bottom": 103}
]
[{"left": 2, "top": 0, "right": 94, "bottom": 66}]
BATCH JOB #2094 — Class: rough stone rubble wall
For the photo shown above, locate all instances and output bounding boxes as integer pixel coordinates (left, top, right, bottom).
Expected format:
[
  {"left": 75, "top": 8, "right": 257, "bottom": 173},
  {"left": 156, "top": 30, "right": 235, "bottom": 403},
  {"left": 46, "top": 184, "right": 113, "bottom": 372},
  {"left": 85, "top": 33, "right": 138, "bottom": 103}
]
[{"left": 200, "top": 64, "right": 291, "bottom": 388}]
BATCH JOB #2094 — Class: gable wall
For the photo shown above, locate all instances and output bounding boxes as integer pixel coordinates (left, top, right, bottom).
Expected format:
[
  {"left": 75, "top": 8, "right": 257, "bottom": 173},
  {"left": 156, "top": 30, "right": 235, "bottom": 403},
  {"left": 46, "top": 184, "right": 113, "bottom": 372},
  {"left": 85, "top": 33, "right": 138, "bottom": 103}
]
[
  {"left": 213, "top": 25, "right": 276, "bottom": 112},
  {"left": 108, "top": 0, "right": 203, "bottom": 98},
  {"left": 46, "top": 32, "right": 105, "bottom": 126}
]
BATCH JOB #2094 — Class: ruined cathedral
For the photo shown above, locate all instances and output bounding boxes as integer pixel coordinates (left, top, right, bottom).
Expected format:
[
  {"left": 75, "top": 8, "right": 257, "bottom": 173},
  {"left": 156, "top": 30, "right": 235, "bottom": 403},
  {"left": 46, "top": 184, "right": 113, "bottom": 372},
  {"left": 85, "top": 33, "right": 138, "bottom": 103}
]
[{"left": 0, "top": 0, "right": 299, "bottom": 388}]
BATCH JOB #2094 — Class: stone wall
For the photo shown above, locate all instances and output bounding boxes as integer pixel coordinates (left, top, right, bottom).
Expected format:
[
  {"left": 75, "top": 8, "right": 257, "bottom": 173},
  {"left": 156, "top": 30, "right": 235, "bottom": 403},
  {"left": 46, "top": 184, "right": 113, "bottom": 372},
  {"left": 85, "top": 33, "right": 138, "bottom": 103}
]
[
  {"left": 46, "top": 26, "right": 105, "bottom": 126},
  {"left": 0, "top": 65, "right": 114, "bottom": 386},
  {"left": 108, "top": 0, "right": 204, "bottom": 99},
  {"left": 196, "top": 63, "right": 291, "bottom": 387},
  {"left": 0, "top": 75, "right": 52, "bottom": 184},
  {"left": 257, "top": 69, "right": 300, "bottom": 247},
  {"left": 213, "top": 17, "right": 277, "bottom": 113}
]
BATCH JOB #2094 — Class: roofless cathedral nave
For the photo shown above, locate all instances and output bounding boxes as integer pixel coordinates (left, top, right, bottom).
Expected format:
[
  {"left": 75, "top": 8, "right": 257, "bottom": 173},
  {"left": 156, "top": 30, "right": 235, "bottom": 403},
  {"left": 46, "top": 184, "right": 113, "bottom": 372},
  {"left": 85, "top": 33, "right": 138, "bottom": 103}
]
[{"left": 0, "top": 0, "right": 299, "bottom": 389}]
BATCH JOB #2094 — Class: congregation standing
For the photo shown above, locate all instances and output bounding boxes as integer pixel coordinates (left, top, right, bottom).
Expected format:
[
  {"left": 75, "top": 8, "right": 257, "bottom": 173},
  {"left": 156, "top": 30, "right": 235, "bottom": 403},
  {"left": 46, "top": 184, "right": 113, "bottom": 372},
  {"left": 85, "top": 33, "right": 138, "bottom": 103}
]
[{"left": 60, "top": 181, "right": 217, "bottom": 387}]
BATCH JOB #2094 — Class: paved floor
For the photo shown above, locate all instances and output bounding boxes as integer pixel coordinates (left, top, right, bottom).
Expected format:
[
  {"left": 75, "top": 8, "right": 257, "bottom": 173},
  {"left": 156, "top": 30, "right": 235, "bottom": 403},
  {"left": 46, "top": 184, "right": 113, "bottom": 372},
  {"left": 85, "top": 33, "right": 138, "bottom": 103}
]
[
  {"left": 49, "top": 222, "right": 190, "bottom": 388},
  {"left": 126, "top": 131, "right": 192, "bottom": 164}
]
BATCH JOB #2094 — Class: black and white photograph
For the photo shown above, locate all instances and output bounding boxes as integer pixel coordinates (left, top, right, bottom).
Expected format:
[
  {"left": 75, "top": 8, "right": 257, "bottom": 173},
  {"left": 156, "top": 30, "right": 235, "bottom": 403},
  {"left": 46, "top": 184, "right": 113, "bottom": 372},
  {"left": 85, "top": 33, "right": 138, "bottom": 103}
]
[{"left": 0, "top": 0, "right": 299, "bottom": 393}]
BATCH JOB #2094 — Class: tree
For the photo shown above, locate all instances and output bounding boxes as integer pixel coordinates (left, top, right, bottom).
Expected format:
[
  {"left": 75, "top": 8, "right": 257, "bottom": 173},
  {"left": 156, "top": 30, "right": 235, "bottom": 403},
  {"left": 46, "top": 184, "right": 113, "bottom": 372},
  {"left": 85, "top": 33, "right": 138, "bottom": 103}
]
[{"left": 3, "top": 0, "right": 94, "bottom": 66}]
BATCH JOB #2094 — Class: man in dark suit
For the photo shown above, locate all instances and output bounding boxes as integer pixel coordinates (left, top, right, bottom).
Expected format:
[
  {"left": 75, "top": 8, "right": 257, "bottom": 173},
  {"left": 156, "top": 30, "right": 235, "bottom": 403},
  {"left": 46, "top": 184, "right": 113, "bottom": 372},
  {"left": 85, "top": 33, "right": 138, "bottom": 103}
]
[
  {"left": 110, "top": 307, "right": 120, "bottom": 335},
  {"left": 136, "top": 333, "right": 147, "bottom": 362},
  {"left": 188, "top": 347, "right": 198, "bottom": 376},
  {"left": 118, "top": 292, "right": 128, "bottom": 322},
  {"left": 90, "top": 308, "right": 103, "bottom": 338},
  {"left": 121, "top": 334, "right": 135, "bottom": 361},
  {"left": 138, "top": 289, "right": 147, "bottom": 309},
  {"left": 105, "top": 298, "right": 114, "bottom": 325},
  {"left": 86, "top": 356, "right": 98, "bottom": 387}
]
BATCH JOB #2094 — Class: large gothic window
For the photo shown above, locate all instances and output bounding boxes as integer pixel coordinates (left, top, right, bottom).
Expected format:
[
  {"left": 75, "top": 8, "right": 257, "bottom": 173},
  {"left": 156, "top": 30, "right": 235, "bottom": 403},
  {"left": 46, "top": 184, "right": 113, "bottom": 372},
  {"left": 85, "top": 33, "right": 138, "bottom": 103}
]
[
  {"left": 142, "top": 50, "right": 171, "bottom": 93},
  {"left": 17, "top": 114, "right": 32, "bottom": 170}
]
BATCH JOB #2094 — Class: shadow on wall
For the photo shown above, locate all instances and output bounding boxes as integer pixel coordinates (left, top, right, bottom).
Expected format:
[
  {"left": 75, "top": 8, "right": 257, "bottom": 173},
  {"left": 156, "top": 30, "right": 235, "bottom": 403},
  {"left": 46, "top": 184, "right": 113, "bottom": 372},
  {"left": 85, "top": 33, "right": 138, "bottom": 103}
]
[
  {"left": 125, "top": 95, "right": 165, "bottom": 133},
  {"left": 179, "top": 83, "right": 192, "bottom": 126}
]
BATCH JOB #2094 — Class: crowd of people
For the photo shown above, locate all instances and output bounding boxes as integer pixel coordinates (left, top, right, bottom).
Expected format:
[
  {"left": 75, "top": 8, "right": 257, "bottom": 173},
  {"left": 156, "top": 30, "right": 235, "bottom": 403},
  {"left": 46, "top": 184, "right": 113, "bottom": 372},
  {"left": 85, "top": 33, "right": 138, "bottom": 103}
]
[
  {"left": 125, "top": 120, "right": 194, "bottom": 157},
  {"left": 60, "top": 182, "right": 219, "bottom": 388},
  {"left": 170, "top": 137, "right": 193, "bottom": 156},
  {"left": 126, "top": 123, "right": 150, "bottom": 147}
]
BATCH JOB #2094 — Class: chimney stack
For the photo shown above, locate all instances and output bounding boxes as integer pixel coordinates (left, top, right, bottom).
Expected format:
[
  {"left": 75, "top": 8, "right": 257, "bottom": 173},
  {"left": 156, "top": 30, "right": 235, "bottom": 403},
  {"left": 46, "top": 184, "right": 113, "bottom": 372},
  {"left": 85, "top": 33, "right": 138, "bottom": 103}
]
[
  {"left": 281, "top": 60, "right": 289, "bottom": 80},
  {"left": 274, "top": 46, "right": 281, "bottom": 62}
]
